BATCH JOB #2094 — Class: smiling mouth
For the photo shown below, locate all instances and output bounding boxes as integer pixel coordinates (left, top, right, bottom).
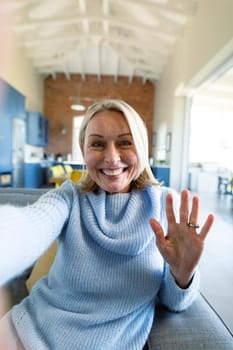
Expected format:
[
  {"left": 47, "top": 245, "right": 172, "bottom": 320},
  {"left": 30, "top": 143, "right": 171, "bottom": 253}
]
[{"left": 101, "top": 168, "right": 127, "bottom": 176}]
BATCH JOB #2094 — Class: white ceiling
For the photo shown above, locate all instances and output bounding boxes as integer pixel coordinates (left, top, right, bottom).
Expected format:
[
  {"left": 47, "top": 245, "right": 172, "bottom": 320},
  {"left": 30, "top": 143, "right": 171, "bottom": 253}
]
[
  {"left": 2, "top": 0, "right": 233, "bottom": 106},
  {"left": 1, "top": 0, "right": 199, "bottom": 83}
]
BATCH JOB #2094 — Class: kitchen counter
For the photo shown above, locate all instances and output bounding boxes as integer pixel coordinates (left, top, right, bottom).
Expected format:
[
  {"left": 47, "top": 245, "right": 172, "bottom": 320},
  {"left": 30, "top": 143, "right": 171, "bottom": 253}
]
[{"left": 63, "top": 161, "right": 86, "bottom": 169}]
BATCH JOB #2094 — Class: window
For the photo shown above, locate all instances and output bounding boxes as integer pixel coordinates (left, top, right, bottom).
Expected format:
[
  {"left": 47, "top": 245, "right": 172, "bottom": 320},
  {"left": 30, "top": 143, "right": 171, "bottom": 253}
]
[
  {"left": 72, "top": 116, "right": 84, "bottom": 164},
  {"left": 189, "top": 103, "right": 233, "bottom": 171}
]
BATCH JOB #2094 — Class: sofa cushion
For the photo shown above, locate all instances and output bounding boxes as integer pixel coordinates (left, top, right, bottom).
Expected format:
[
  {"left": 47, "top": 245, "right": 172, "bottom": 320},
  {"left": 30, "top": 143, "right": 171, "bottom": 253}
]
[
  {"left": 0, "top": 188, "right": 48, "bottom": 206},
  {"left": 148, "top": 293, "right": 233, "bottom": 349}
]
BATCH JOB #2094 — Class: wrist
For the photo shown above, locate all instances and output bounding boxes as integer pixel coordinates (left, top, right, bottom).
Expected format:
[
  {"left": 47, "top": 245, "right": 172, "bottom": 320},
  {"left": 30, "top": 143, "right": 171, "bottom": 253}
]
[{"left": 170, "top": 268, "right": 194, "bottom": 289}]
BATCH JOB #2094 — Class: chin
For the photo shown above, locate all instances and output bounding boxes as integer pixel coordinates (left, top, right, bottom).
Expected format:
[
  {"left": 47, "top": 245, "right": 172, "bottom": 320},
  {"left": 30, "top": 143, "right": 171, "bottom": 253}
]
[{"left": 106, "top": 185, "right": 131, "bottom": 194}]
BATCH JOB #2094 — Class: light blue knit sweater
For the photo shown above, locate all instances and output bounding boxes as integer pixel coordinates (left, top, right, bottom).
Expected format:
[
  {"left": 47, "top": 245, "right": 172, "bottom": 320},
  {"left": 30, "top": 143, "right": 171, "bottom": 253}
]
[{"left": 0, "top": 181, "right": 199, "bottom": 349}]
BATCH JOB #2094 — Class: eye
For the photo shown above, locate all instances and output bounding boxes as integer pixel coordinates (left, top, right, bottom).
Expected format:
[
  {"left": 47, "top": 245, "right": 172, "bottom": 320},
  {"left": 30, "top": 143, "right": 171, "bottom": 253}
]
[
  {"left": 89, "top": 141, "right": 105, "bottom": 149},
  {"left": 118, "top": 139, "right": 133, "bottom": 147}
]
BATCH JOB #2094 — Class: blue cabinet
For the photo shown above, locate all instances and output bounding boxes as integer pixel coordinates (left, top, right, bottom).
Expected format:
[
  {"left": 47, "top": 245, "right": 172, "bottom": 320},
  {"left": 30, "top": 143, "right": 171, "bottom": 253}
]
[
  {"left": 0, "top": 172, "right": 13, "bottom": 187},
  {"left": 151, "top": 166, "right": 170, "bottom": 187},
  {"left": 42, "top": 117, "right": 49, "bottom": 147},
  {"left": 27, "top": 111, "right": 48, "bottom": 147},
  {"left": 24, "top": 163, "right": 42, "bottom": 188},
  {"left": 0, "top": 79, "right": 25, "bottom": 184}
]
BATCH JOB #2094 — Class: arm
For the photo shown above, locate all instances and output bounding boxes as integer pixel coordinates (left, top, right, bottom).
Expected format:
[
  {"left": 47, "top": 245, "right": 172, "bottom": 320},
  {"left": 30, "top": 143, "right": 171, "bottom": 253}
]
[{"left": 0, "top": 181, "right": 74, "bottom": 286}]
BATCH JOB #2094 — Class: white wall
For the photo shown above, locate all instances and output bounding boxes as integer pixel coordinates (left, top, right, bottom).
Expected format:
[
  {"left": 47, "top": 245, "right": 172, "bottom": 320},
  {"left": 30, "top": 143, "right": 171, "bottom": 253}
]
[
  {"left": 154, "top": 0, "right": 233, "bottom": 191},
  {"left": 0, "top": 12, "right": 43, "bottom": 112}
]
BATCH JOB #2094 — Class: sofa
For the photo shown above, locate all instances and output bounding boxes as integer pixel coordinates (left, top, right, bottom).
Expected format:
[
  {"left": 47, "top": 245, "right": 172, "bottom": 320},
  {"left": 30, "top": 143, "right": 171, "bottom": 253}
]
[{"left": 0, "top": 187, "right": 233, "bottom": 349}]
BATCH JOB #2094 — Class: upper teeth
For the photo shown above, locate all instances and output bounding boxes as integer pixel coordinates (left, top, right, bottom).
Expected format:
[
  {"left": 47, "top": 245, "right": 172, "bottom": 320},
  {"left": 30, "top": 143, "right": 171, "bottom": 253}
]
[{"left": 103, "top": 168, "right": 123, "bottom": 176}]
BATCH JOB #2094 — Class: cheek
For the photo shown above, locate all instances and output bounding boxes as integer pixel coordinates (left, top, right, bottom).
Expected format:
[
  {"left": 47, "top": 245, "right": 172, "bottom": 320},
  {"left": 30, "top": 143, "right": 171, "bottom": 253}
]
[
  {"left": 124, "top": 151, "right": 138, "bottom": 166},
  {"left": 84, "top": 151, "right": 100, "bottom": 168},
  {"left": 84, "top": 149, "right": 138, "bottom": 168}
]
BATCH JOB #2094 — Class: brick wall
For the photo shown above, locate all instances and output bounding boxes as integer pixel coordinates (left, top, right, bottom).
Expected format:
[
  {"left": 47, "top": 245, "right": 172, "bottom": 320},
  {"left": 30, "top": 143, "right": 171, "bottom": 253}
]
[{"left": 44, "top": 74, "right": 155, "bottom": 158}]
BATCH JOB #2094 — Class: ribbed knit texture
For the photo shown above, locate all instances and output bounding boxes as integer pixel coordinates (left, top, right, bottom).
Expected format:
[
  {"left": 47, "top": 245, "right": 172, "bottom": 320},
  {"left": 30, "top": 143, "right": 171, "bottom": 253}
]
[{"left": 0, "top": 181, "right": 200, "bottom": 349}]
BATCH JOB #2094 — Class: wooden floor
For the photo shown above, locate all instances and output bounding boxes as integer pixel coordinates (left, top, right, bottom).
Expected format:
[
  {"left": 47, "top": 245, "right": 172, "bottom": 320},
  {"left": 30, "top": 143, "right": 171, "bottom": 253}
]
[{"left": 193, "top": 190, "right": 233, "bottom": 333}]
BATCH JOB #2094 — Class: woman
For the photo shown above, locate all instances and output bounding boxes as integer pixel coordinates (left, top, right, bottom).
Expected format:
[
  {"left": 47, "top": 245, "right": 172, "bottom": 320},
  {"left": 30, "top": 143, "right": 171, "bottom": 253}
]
[{"left": 0, "top": 99, "right": 214, "bottom": 349}]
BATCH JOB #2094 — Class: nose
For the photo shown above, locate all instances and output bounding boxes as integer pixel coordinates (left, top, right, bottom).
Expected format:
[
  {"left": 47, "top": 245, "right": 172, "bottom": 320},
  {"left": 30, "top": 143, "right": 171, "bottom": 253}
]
[{"left": 104, "top": 143, "right": 120, "bottom": 164}]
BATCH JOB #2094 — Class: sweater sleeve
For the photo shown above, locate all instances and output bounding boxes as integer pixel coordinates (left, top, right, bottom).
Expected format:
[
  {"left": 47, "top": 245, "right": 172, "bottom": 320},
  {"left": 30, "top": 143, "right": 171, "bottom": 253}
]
[
  {"left": 158, "top": 262, "right": 200, "bottom": 312},
  {"left": 0, "top": 181, "right": 74, "bottom": 286}
]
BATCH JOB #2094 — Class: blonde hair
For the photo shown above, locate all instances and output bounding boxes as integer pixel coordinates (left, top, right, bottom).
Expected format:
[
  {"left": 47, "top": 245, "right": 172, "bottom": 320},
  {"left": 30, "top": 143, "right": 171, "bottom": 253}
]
[{"left": 78, "top": 99, "right": 159, "bottom": 192}]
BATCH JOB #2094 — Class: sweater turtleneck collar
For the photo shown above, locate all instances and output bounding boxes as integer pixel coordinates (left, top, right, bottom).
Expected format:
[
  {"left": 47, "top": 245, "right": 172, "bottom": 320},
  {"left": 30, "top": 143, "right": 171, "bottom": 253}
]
[{"left": 84, "top": 186, "right": 161, "bottom": 256}]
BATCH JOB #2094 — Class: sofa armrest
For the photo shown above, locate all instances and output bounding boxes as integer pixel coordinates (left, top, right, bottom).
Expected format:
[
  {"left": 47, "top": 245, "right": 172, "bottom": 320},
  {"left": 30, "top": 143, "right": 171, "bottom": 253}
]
[{"left": 148, "top": 293, "right": 233, "bottom": 349}]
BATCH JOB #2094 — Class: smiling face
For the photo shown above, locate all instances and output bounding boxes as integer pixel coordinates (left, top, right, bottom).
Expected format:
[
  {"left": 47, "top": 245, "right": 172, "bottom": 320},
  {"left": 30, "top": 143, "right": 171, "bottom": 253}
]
[{"left": 83, "top": 110, "right": 139, "bottom": 194}]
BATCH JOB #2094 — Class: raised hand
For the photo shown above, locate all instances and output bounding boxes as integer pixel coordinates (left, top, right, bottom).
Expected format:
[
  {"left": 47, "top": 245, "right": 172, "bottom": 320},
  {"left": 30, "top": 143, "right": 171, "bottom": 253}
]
[{"left": 150, "top": 189, "right": 214, "bottom": 288}]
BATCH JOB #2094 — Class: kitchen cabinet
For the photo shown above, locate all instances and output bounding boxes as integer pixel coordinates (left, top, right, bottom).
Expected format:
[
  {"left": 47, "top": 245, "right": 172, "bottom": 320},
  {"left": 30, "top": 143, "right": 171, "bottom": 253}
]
[
  {"left": 0, "top": 79, "right": 26, "bottom": 186},
  {"left": 24, "top": 163, "right": 42, "bottom": 188},
  {"left": 0, "top": 172, "right": 13, "bottom": 188},
  {"left": 27, "top": 111, "right": 49, "bottom": 147}
]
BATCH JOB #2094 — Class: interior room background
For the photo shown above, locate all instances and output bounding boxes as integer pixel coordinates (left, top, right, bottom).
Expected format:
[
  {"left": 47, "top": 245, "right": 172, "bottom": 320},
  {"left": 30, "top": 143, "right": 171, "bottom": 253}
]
[
  {"left": 1, "top": 0, "right": 233, "bottom": 192},
  {"left": 44, "top": 74, "right": 154, "bottom": 159}
]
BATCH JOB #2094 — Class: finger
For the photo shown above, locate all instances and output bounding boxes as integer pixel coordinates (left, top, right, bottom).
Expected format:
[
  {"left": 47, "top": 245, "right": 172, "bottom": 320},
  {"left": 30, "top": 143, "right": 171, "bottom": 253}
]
[
  {"left": 188, "top": 195, "right": 200, "bottom": 227},
  {"left": 150, "top": 218, "right": 165, "bottom": 243},
  {"left": 166, "top": 192, "right": 176, "bottom": 224},
  {"left": 179, "top": 189, "right": 189, "bottom": 224},
  {"left": 199, "top": 214, "right": 215, "bottom": 240}
]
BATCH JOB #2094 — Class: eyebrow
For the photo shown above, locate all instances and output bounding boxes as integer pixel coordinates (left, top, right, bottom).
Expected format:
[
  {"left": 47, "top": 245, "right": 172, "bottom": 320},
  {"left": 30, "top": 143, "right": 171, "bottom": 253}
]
[{"left": 88, "top": 132, "right": 132, "bottom": 138}]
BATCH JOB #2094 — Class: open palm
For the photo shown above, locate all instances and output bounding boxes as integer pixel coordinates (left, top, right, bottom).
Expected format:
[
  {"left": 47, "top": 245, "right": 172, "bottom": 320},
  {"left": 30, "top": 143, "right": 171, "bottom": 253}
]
[{"left": 150, "top": 189, "right": 214, "bottom": 288}]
